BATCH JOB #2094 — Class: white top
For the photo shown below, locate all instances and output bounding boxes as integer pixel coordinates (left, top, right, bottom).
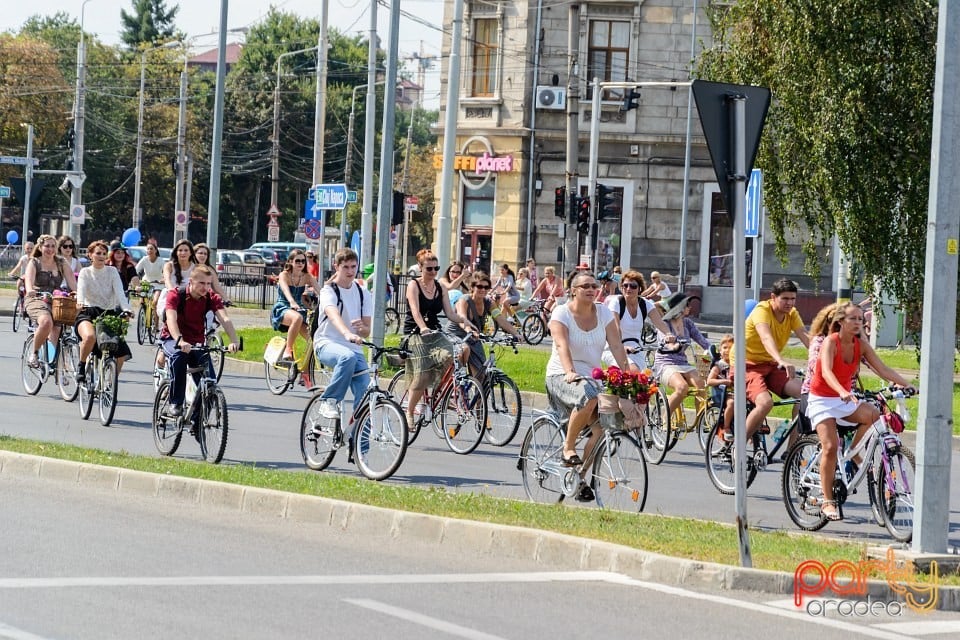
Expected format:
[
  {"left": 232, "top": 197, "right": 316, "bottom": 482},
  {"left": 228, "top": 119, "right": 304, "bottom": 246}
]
[
  {"left": 606, "top": 295, "right": 655, "bottom": 342},
  {"left": 515, "top": 277, "right": 533, "bottom": 301},
  {"left": 167, "top": 262, "right": 194, "bottom": 287},
  {"left": 660, "top": 282, "right": 673, "bottom": 297},
  {"left": 546, "top": 303, "right": 614, "bottom": 377},
  {"left": 137, "top": 255, "right": 165, "bottom": 283},
  {"left": 314, "top": 281, "right": 369, "bottom": 354},
  {"left": 77, "top": 265, "right": 128, "bottom": 310}
]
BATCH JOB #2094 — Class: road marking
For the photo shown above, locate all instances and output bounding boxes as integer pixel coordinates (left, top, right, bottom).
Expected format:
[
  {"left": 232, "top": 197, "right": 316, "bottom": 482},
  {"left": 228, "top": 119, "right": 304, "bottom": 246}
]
[
  {"left": 344, "top": 598, "right": 507, "bottom": 640},
  {"left": 872, "top": 621, "right": 960, "bottom": 636},
  {"left": 0, "top": 622, "right": 56, "bottom": 640}
]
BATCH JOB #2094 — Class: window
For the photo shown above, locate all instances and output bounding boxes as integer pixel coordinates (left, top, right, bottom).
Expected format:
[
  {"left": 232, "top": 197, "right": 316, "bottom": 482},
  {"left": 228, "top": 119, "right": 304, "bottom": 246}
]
[
  {"left": 471, "top": 18, "right": 498, "bottom": 97},
  {"left": 462, "top": 180, "right": 495, "bottom": 227},
  {"left": 587, "top": 20, "right": 630, "bottom": 100}
]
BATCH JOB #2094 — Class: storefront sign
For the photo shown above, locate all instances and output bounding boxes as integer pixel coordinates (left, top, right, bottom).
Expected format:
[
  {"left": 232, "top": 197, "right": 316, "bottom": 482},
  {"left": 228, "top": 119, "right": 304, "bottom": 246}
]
[{"left": 434, "top": 136, "right": 516, "bottom": 190}]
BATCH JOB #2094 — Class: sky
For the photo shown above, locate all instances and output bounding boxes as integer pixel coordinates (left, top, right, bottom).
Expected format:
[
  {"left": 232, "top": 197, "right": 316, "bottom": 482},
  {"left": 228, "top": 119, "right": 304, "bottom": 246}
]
[{"left": 2, "top": 0, "right": 445, "bottom": 107}]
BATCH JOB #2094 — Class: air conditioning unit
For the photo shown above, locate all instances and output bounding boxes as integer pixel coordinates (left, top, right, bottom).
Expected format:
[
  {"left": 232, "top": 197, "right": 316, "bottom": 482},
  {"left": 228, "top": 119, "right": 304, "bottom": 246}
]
[{"left": 535, "top": 86, "right": 566, "bottom": 111}]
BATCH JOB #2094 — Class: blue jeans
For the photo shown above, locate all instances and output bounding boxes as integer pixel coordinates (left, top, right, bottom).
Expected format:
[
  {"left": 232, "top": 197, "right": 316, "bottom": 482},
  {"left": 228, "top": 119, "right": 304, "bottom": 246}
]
[{"left": 315, "top": 341, "right": 370, "bottom": 404}]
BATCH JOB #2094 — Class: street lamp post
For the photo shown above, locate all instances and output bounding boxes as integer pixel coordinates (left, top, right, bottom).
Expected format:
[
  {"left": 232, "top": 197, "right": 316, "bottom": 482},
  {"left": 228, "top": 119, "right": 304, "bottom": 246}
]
[
  {"left": 69, "top": 0, "right": 96, "bottom": 241},
  {"left": 270, "top": 46, "right": 318, "bottom": 209}
]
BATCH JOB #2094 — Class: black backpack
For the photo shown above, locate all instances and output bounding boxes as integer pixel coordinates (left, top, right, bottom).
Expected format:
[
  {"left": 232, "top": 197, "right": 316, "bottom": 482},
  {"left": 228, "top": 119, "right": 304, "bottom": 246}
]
[
  {"left": 618, "top": 295, "right": 647, "bottom": 323},
  {"left": 161, "top": 285, "right": 214, "bottom": 324}
]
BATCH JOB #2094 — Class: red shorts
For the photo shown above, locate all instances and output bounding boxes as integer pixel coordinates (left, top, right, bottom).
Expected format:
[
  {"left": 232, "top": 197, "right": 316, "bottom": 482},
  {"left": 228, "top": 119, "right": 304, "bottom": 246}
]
[{"left": 744, "top": 361, "right": 790, "bottom": 403}]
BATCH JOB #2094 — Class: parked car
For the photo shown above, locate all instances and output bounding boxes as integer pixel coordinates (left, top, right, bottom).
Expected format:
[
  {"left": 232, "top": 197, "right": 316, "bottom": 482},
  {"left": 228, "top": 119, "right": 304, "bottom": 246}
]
[
  {"left": 215, "top": 250, "right": 266, "bottom": 285},
  {"left": 126, "top": 246, "right": 171, "bottom": 262},
  {"left": 256, "top": 248, "right": 288, "bottom": 275}
]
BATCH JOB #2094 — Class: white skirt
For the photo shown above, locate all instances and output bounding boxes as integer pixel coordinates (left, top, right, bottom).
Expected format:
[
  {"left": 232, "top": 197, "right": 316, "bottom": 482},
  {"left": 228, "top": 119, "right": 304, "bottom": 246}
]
[{"left": 806, "top": 393, "right": 859, "bottom": 429}]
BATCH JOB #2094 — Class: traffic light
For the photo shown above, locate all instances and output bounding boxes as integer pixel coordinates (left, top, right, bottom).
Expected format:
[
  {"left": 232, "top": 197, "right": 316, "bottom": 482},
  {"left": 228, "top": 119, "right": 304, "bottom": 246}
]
[
  {"left": 596, "top": 183, "right": 621, "bottom": 220},
  {"left": 576, "top": 196, "right": 590, "bottom": 234},
  {"left": 554, "top": 187, "right": 565, "bottom": 218},
  {"left": 568, "top": 190, "right": 578, "bottom": 224},
  {"left": 621, "top": 88, "right": 641, "bottom": 112},
  {"left": 391, "top": 191, "right": 405, "bottom": 225}
]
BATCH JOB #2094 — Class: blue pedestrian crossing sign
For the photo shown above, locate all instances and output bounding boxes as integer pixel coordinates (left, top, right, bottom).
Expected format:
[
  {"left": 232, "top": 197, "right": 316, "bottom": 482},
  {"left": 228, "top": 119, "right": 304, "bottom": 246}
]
[{"left": 744, "top": 169, "right": 763, "bottom": 238}]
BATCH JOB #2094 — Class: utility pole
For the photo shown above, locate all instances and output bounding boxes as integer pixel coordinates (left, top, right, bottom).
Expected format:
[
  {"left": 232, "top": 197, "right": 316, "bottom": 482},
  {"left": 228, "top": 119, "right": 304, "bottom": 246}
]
[
  {"left": 133, "top": 50, "right": 147, "bottom": 230},
  {"left": 436, "top": 0, "right": 465, "bottom": 268},
  {"left": 313, "top": 2, "right": 330, "bottom": 276},
  {"left": 678, "top": 0, "right": 699, "bottom": 292},
  {"left": 563, "top": 4, "right": 581, "bottom": 276},
  {"left": 69, "top": 3, "right": 93, "bottom": 243},
  {"left": 22, "top": 125, "right": 33, "bottom": 247},
  {"left": 173, "top": 54, "right": 188, "bottom": 236},
  {"left": 270, "top": 46, "right": 317, "bottom": 211},
  {"left": 400, "top": 113, "right": 415, "bottom": 271},
  {"left": 205, "top": 0, "right": 229, "bottom": 252},
  {"left": 360, "top": 1, "right": 378, "bottom": 268}
]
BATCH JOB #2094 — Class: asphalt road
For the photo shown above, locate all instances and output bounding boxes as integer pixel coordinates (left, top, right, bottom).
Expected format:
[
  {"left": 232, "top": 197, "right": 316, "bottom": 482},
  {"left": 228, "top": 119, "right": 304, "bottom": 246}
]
[
  {"left": 3, "top": 475, "right": 959, "bottom": 640},
  {"left": 1, "top": 316, "right": 958, "bottom": 549}
]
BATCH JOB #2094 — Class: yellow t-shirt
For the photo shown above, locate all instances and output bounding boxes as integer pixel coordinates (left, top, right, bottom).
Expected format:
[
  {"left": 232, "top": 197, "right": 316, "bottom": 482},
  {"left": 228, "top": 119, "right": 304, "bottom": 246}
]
[{"left": 744, "top": 300, "right": 803, "bottom": 364}]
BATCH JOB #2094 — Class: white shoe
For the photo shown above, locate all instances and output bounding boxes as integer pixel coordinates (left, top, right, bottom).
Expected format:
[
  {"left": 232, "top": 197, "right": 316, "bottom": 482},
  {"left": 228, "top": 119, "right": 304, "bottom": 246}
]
[{"left": 318, "top": 399, "right": 340, "bottom": 419}]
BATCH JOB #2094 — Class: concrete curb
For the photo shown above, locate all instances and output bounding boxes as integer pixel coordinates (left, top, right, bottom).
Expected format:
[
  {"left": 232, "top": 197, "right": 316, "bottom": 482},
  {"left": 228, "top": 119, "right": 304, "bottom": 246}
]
[{"left": 1, "top": 449, "right": 956, "bottom": 610}]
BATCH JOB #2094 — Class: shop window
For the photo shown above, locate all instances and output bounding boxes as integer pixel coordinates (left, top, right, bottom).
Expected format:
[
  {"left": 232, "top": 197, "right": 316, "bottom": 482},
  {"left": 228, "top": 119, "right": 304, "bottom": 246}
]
[{"left": 463, "top": 180, "right": 495, "bottom": 227}]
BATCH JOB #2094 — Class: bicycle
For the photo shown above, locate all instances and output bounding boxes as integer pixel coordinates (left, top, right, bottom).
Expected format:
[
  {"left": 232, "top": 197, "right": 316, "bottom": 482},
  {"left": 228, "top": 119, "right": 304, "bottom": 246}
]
[
  {"left": 152, "top": 339, "right": 243, "bottom": 464},
  {"left": 299, "top": 340, "right": 410, "bottom": 480},
  {"left": 12, "top": 277, "right": 28, "bottom": 332},
  {"left": 264, "top": 297, "right": 328, "bottom": 394},
  {"left": 704, "top": 387, "right": 802, "bottom": 495},
  {"left": 78, "top": 310, "right": 132, "bottom": 426},
  {"left": 387, "top": 334, "right": 487, "bottom": 454},
  {"left": 20, "top": 293, "right": 82, "bottom": 403},
  {"left": 517, "top": 401, "right": 649, "bottom": 511},
  {"left": 478, "top": 333, "right": 523, "bottom": 446},
  {"left": 519, "top": 299, "right": 550, "bottom": 345},
  {"left": 781, "top": 386, "right": 917, "bottom": 542},
  {"left": 133, "top": 282, "right": 160, "bottom": 345}
]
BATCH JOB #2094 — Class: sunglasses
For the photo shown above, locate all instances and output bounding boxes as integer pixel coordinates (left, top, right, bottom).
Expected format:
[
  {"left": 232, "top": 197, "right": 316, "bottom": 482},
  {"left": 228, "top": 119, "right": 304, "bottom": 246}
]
[
  {"left": 450, "top": 270, "right": 462, "bottom": 275},
  {"left": 621, "top": 282, "right": 639, "bottom": 290},
  {"left": 474, "top": 284, "right": 490, "bottom": 290},
  {"left": 576, "top": 283, "right": 600, "bottom": 290},
  {"left": 61, "top": 244, "right": 75, "bottom": 249},
  {"left": 423, "top": 266, "right": 439, "bottom": 272},
  {"left": 293, "top": 259, "right": 306, "bottom": 264}
]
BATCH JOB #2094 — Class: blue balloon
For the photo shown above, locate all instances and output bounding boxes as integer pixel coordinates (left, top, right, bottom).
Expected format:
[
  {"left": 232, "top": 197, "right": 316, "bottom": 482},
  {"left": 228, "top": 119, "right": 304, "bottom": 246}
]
[
  {"left": 6, "top": 230, "right": 19, "bottom": 244},
  {"left": 121, "top": 227, "right": 141, "bottom": 247},
  {"left": 745, "top": 298, "right": 759, "bottom": 317}
]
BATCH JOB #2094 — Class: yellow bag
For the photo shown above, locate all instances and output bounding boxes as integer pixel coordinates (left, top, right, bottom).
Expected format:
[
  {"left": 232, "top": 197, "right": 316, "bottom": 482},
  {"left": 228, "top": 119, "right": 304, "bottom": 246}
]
[{"left": 263, "top": 336, "right": 288, "bottom": 365}]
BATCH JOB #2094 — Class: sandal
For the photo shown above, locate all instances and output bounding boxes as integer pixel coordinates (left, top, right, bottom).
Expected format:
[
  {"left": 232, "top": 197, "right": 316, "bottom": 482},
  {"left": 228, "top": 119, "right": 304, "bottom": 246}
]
[
  {"left": 821, "top": 499, "right": 842, "bottom": 521},
  {"left": 561, "top": 452, "right": 583, "bottom": 467}
]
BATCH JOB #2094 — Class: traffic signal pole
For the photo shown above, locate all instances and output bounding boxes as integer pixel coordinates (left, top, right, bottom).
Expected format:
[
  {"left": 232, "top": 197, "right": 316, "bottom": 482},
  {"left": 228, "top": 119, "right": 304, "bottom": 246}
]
[{"left": 588, "top": 78, "right": 601, "bottom": 268}]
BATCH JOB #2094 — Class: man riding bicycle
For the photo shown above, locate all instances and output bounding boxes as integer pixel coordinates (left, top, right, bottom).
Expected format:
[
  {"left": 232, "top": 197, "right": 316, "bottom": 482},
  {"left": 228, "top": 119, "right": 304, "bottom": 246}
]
[{"left": 159, "top": 265, "right": 240, "bottom": 417}]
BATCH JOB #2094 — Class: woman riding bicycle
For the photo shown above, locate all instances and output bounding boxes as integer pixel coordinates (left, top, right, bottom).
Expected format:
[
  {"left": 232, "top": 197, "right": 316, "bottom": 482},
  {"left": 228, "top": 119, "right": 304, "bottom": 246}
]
[
  {"left": 546, "top": 270, "right": 630, "bottom": 502},
  {"left": 602, "top": 269, "right": 671, "bottom": 372},
  {"left": 57, "top": 235, "right": 81, "bottom": 276},
  {"left": 75, "top": 241, "right": 133, "bottom": 381},
  {"left": 156, "top": 240, "right": 196, "bottom": 370},
  {"left": 446, "top": 271, "right": 521, "bottom": 381},
  {"left": 653, "top": 292, "right": 711, "bottom": 416},
  {"left": 270, "top": 249, "right": 320, "bottom": 365},
  {"left": 108, "top": 241, "right": 140, "bottom": 291},
  {"left": 135, "top": 241, "right": 165, "bottom": 310},
  {"left": 23, "top": 235, "right": 77, "bottom": 368},
  {"left": 402, "top": 249, "right": 477, "bottom": 428},
  {"left": 805, "top": 302, "right": 913, "bottom": 522},
  {"left": 531, "top": 265, "right": 565, "bottom": 316}
]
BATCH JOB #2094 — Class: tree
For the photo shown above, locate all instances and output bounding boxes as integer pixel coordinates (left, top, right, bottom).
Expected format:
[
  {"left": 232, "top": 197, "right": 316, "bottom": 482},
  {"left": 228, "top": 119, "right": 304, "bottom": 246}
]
[
  {"left": 699, "top": 0, "right": 937, "bottom": 317},
  {"left": 119, "top": 0, "right": 180, "bottom": 49}
]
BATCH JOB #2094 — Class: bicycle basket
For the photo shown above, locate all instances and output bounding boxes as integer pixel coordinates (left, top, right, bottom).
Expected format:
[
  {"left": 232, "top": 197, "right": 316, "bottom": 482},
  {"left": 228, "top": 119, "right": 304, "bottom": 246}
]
[
  {"left": 51, "top": 297, "right": 78, "bottom": 325},
  {"left": 95, "top": 329, "right": 120, "bottom": 353}
]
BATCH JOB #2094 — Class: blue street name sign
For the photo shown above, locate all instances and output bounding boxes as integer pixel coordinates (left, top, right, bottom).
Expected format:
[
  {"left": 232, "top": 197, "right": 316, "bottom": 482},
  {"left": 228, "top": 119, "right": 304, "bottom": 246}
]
[
  {"left": 347, "top": 190, "right": 358, "bottom": 203},
  {"left": 0, "top": 156, "right": 38, "bottom": 167},
  {"left": 307, "top": 184, "right": 348, "bottom": 211},
  {"left": 0, "top": 186, "right": 10, "bottom": 198},
  {"left": 745, "top": 168, "right": 763, "bottom": 238}
]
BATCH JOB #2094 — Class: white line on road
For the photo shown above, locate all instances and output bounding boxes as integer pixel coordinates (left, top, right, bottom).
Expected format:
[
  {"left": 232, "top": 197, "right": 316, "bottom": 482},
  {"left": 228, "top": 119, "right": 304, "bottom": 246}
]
[
  {"left": 0, "top": 622, "right": 56, "bottom": 640},
  {"left": 344, "top": 598, "right": 508, "bottom": 640},
  {"left": 872, "top": 621, "right": 960, "bottom": 636}
]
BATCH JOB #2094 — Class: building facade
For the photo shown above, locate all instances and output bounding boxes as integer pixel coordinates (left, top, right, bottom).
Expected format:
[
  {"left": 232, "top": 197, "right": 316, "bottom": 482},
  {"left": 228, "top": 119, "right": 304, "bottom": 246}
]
[{"left": 433, "top": 0, "right": 833, "bottom": 319}]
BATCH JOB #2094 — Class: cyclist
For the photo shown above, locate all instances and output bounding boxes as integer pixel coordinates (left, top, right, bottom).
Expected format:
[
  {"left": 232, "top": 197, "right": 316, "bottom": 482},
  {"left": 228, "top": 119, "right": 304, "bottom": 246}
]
[
  {"left": 7, "top": 241, "right": 35, "bottom": 279},
  {"left": 75, "top": 241, "right": 133, "bottom": 380},
  {"left": 156, "top": 239, "right": 196, "bottom": 371},
  {"left": 653, "top": 292, "right": 711, "bottom": 416},
  {"left": 402, "top": 249, "right": 477, "bottom": 428},
  {"left": 447, "top": 271, "right": 521, "bottom": 380},
  {"left": 546, "top": 270, "right": 630, "bottom": 501},
  {"left": 806, "top": 302, "right": 913, "bottom": 521},
  {"left": 107, "top": 241, "right": 140, "bottom": 291},
  {"left": 439, "top": 261, "right": 471, "bottom": 306},
  {"left": 531, "top": 265, "right": 564, "bottom": 316},
  {"left": 135, "top": 241, "right": 165, "bottom": 310},
  {"left": 270, "top": 249, "right": 320, "bottom": 365},
  {"left": 640, "top": 271, "right": 671, "bottom": 302},
  {"left": 23, "top": 235, "right": 76, "bottom": 368},
  {"left": 741, "top": 278, "right": 810, "bottom": 442},
  {"left": 602, "top": 269, "right": 671, "bottom": 372},
  {"left": 313, "top": 248, "right": 371, "bottom": 419},
  {"left": 159, "top": 265, "right": 240, "bottom": 417},
  {"left": 491, "top": 263, "right": 520, "bottom": 317},
  {"left": 57, "top": 236, "right": 81, "bottom": 275}
]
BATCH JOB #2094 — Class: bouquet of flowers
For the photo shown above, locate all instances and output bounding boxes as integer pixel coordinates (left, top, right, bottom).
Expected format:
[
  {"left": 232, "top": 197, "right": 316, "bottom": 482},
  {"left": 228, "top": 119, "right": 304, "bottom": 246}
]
[{"left": 591, "top": 366, "right": 657, "bottom": 405}]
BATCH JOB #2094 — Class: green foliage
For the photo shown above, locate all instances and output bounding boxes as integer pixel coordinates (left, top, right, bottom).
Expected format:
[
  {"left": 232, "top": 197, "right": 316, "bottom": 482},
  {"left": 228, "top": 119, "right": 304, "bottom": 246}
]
[
  {"left": 119, "top": 0, "right": 180, "bottom": 49},
  {"left": 700, "top": 0, "right": 937, "bottom": 318}
]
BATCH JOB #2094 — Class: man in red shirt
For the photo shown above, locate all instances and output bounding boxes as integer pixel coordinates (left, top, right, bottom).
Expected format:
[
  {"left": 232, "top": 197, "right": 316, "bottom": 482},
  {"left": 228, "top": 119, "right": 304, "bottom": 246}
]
[{"left": 159, "top": 265, "right": 240, "bottom": 416}]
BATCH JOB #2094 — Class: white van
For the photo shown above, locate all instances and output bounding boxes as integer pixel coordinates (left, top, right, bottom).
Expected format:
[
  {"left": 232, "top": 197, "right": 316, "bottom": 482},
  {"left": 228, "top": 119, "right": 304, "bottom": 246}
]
[{"left": 247, "top": 242, "right": 312, "bottom": 254}]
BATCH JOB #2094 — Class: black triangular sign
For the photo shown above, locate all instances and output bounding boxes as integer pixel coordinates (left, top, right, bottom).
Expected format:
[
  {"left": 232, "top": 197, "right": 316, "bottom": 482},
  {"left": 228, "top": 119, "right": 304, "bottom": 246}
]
[{"left": 692, "top": 79, "right": 770, "bottom": 220}]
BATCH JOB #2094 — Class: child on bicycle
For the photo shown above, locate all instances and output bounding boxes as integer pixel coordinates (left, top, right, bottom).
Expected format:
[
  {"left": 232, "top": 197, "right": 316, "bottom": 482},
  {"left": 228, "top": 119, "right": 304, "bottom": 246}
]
[{"left": 707, "top": 334, "right": 733, "bottom": 409}]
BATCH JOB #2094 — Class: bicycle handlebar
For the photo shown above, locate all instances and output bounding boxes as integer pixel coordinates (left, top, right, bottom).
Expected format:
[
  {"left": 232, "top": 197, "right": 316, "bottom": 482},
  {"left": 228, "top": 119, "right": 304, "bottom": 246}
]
[
  {"left": 177, "top": 336, "right": 243, "bottom": 352},
  {"left": 855, "top": 385, "right": 918, "bottom": 401}
]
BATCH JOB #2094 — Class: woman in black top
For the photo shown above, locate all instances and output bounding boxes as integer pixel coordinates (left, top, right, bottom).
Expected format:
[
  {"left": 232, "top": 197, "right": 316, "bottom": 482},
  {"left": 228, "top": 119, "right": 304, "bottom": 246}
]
[
  {"left": 447, "top": 271, "right": 521, "bottom": 381},
  {"left": 402, "top": 249, "right": 476, "bottom": 427}
]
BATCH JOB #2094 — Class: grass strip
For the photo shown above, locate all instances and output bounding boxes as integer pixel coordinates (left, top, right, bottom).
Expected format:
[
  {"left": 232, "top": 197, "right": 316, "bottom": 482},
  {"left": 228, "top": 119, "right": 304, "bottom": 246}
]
[{"left": 0, "top": 435, "right": 899, "bottom": 577}]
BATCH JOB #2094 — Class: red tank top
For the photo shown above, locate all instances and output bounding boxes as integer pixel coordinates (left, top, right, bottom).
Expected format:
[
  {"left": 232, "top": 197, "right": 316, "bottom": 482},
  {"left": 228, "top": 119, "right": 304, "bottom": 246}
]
[{"left": 809, "top": 333, "right": 860, "bottom": 397}]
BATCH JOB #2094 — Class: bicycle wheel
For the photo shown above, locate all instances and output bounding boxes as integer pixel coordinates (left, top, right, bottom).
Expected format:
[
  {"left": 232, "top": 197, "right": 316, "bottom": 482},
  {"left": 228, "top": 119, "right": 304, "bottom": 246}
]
[
  {"left": 146, "top": 301, "right": 157, "bottom": 344},
  {"left": 136, "top": 306, "right": 147, "bottom": 345},
  {"left": 592, "top": 432, "right": 649, "bottom": 512},
  {"left": 12, "top": 297, "right": 24, "bottom": 332},
  {"left": 387, "top": 370, "right": 425, "bottom": 445},
  {"left": 642, "top": 389, "right": 671, "bottom": 465},
  {"left": 873, "top": 445, "right": 916, "bottom": 543},
  {"left": 354, "top": 395, "right": 408, "bottom": 480},
  {"left": 207, "top": 332, "right": 225, "bottom": 383},
  {"left": 518, "top": 417, "right": 570, "bottom": 504},
  {"left": 384, "top": 307, "right": 401, "bottom": 335},
  {"left": 78, "top": 356, "right": 96, "bottom": 420},
  {"left": 198, "top": 387, "right": 229, "bottom": 464},
  {"left": 97, "top": 357, "right": 119, "bottom": 426},
  {"left": 21, "top": 337, "right": 44, "bottom": 395},
  {"left": 780, "top": 434, "right": 828, "bottom": 531},
  {"left": 483, "top": 374, "right": 522, "bottom": 446},
  {"left": 440, "top": 375, "right": 487, "bottom": 455},
  {"left": 264, "top": 358, "right": 292, "bottom": 395},
  {"left": 697, "top": 405, "right": 720, "bottom": 453},
  {"left": 521, "top": 314, "right": 546, "bottom": 345},
  {"left": 152, "top": 382, "right": 182, "bottom": 456},
  {"left": 57, "top": 337, "right": 81, "bottom": 402},
  {"left": 299, "top": 393, "right": 339, "bottom": 470}
]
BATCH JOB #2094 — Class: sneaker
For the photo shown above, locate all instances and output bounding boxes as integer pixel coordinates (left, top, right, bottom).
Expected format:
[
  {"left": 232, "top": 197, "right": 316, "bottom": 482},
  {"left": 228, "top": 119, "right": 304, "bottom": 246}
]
[
  {"left": 76, "top": 364, "right": 86, "bottom": 384},
  {"left": 722, "top": 429, "right": 734, "bottom": 443},
  {"left": 165, "top": 404, "right": 182, "bottom": 418},
  {"left": 318, "top": 399, "right": 340, "bottom": 419}
]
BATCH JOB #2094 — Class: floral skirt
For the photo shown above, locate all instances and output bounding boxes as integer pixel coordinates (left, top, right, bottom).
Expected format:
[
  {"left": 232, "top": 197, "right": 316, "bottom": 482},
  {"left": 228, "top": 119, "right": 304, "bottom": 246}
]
[{"left": 404, "top": 331, "right": 454, "bottom": 390}]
